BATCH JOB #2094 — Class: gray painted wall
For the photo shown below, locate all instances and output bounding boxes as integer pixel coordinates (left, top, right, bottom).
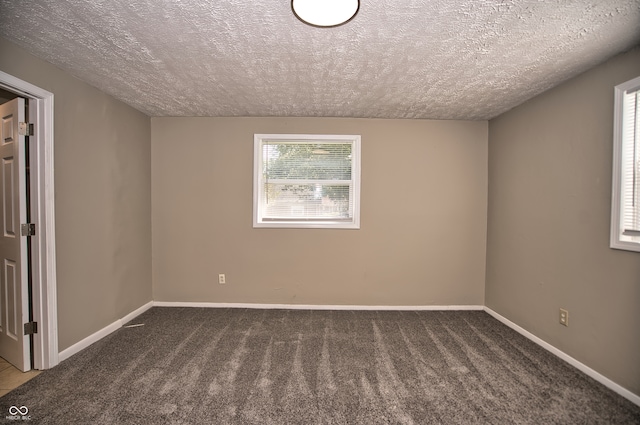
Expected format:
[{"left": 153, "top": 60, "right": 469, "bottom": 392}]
[
  {"left": 0, "top": 37, "right": 153, "bottom": 351},
  {"left": 151, "top": 117, "right": 488, "bottom": 306},
  {"left": 486, "top": 47, "right": 640, "bottom": 396}
]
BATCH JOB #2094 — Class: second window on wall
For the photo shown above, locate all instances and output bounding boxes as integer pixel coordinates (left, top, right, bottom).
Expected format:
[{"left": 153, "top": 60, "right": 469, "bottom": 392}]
[
  {"left": 253, "top": 134, "right": 361, "bottom": 229},
  {"left": 611, "top": 75, "right": 640, "bottom": 252}
]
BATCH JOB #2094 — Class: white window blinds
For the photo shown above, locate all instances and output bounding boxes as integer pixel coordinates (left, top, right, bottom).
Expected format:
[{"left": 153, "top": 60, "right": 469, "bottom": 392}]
[
  {"left": 621, "top": 87, "right": 640, "bottom": 236},
  {"left": 253, "top": 134, "right": 361, "bottom": 229}
]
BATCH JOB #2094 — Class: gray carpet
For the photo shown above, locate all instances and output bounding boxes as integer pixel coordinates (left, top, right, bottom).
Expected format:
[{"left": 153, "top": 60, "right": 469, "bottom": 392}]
[{"left": 1, "top": 308, "right": 639, "bottom": 424}]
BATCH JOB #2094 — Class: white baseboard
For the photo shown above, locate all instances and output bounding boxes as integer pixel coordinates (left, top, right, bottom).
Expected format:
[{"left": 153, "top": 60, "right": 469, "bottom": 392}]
[
  {"left": 152, "top": 301, "right": 485, "bottom": 311},
  {"left": 483, "top": 307, "right": 640, "bottom": 407},
  {"left": 58, "top": 301, "right": 153, "bottom": 362}
]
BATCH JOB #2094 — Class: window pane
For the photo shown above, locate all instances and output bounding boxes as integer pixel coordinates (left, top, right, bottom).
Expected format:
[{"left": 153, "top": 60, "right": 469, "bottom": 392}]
[
  {"left": 263, "top": 142, "right": 352, "bottom": 181},
  {"left": 263, "top": 183, "right": 352, "bottom": 219},
  {"left": 254, "top": 134, "right": 361, "bottom": 229},
  {"left": 621, "top": 89, "right": 639, "bottom": 233}
]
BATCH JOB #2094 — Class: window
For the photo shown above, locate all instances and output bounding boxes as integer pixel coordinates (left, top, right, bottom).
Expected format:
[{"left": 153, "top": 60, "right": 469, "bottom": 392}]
[
  {"left": 611, "top": 76, "right": 640, "bottom": 252},
  {"left": 253, "top": 134, "right": 361, "bottom": 229}
]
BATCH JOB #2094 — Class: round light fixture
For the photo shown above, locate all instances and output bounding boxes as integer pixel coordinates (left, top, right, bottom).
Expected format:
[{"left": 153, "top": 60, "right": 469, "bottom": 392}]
[{"left": 291, "top": 0, "right": 360, "bottom": 28}]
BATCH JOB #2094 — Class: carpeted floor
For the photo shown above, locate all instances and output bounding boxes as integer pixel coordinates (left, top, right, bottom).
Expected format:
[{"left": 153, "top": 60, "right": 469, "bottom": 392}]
[{"left": 1, "top": 307, "right": 639, "bottom": 424}]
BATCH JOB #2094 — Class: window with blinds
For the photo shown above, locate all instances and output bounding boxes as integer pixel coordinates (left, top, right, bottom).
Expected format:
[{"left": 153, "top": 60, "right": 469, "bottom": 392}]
[
  {"left": 611, "top": 75, "right": 640, "bottom": 252},
  {"left": 253, "top": 134, "right": 361, "bottom": 229}
]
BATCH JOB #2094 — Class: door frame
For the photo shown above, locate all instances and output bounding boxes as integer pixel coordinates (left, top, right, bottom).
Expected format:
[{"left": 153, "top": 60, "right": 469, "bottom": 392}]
[{"left": 0, "top": 70, "right": 58, "bottom": 369}]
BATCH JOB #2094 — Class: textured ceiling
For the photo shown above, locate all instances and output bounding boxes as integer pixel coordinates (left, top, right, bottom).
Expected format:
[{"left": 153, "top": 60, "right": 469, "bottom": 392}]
[{"left": 0, "top": 0, "right": 639, "bottom": 120}]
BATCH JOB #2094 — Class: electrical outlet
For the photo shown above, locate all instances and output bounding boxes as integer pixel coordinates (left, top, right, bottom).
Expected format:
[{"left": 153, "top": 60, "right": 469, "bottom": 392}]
[
  {"left": 559, "top": 308, "right": 569, "bottom": 327},
  {"left": 218, "top": 274, "right": 226, "bottom": 284}
]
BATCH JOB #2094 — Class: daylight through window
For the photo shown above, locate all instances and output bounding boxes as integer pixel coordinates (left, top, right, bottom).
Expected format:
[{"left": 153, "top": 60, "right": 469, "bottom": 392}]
[{"left": 253, "top": 134, "right": 361, "bottom": 229}]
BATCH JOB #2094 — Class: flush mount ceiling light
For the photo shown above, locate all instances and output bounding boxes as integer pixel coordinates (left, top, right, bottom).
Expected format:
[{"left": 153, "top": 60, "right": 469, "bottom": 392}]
[{"left": 291, "top": 0, "right": 360, "bottom": 28}]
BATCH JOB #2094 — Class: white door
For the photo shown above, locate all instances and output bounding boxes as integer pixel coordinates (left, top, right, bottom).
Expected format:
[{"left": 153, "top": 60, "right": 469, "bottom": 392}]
[{"left": 0, "top": 97, "right": 30, "bottom": 372}]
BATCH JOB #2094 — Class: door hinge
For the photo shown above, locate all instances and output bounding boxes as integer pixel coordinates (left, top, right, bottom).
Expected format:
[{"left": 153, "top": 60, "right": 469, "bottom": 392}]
[
  {"left": 18, "top": 122, "right": 34, "bottom": 136},
  {"left": 24, "top": 321, "right": 38, "bottom": 335},
  {"left": 21, "top": 223, "right": 36, "bottom": 237}
]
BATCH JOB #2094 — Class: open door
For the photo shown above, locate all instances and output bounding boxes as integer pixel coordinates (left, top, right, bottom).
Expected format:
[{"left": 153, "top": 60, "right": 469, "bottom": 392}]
[{"left": 0, "top": 97, "right": 30, "bottom": 372}]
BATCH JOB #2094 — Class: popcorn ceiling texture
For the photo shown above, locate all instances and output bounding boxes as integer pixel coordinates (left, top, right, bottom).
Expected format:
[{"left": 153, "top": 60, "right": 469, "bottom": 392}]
[{"left": 0, "top": 0, "right": 639, "bottom": 119}]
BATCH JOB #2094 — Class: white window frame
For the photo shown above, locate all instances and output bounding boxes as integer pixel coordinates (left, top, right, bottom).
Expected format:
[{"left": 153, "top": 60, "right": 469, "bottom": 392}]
[
  {"left": 610, "top": 75, "right": 640, "bottom": 252},
  {"left": 253, "top": 134, "right": 361, "bottom": 229}
]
